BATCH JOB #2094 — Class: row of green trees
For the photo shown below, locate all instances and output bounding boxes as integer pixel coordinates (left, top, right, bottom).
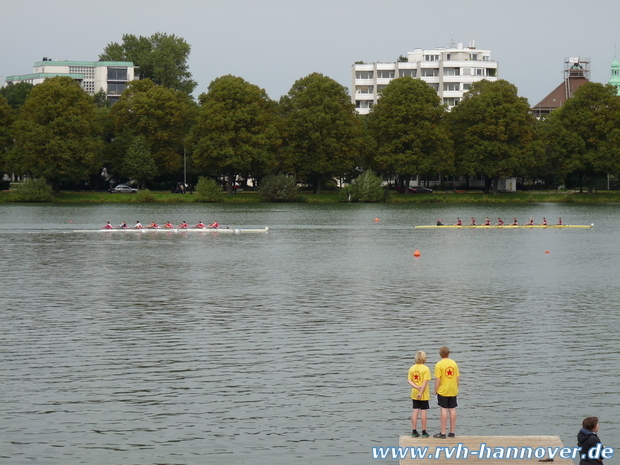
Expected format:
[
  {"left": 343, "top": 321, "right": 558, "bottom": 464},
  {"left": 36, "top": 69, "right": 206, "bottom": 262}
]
[{"left": 2, "top": 72, "right": 620, "bottom": 195}]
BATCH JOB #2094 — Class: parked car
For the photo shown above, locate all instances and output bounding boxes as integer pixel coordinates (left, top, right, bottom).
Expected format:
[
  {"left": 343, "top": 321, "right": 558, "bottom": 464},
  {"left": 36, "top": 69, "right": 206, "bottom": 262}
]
[
  {"left": 396, "top": 186, "right": 433, "bottom": 194},
  {"left": 111, "top": 184, "right": 138, "bottom": 194}
]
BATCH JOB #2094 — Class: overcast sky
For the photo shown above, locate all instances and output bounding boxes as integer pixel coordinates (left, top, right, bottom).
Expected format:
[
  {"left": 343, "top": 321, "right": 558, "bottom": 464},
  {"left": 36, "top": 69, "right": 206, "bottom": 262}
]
[{"left": 1, "top": 0, "right": 618, "bottom": 106}]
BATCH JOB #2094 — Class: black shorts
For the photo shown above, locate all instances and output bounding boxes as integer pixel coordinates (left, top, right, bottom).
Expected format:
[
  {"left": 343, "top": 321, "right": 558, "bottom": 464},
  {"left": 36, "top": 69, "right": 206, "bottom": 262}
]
[
  {"left": 412, "top": 400, "right": 430, "bottom": 410},
  {"left": 437, "top": 394, "right": 458, "bottom": 409}
]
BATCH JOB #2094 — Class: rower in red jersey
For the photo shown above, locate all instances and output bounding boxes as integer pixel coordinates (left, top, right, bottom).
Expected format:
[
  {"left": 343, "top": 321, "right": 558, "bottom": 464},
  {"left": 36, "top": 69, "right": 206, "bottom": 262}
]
[
  {"left": 496, "top": 217, "right": 504, "bottom": 226},
  {"left": 178, "top": 221, "right": 189, "bottom": 229},
  {"left": 541, "top": 217, "right": 547, "bottom": 226},
  {"left": 208, "top": 221, "right": 220, "bottom": 229},
  {"left": 557, "top": 217, "right": 563, "bottom": 225},
  {"left": 101, "top": 221, "right": 114, "bottom": 229},
  {"left": 194, "top": 221, "right": 206, "bottom": 229},
  {"left": 484, "top": 217, "right": 491, "bottom": 226},
  {"left": 454, "top": 217, "right": 462, "bottom": 226},
  {"left": 470, "top": 217, "right": 477, "bottom": 226},
  {"left": 527, "top": 217, "right": 534, "bottom": 226},
  {"left": 118, "top": 221, "right": 128, "bottom": 229},
  {"left": 511, "top": 217, "right": 518, "bottom": 226},
  {"left": 147, "top": 221, "right": 159, "bottom": 229},
  {"left": 163, "top": 221, "right": 174, "bottom": 229}
]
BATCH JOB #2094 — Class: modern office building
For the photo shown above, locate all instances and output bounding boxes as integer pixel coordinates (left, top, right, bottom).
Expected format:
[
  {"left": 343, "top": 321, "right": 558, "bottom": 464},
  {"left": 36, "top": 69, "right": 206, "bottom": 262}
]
[
  {"left": 351, "top": 39, "right": 498, "bottom": 114},
  {"left": 4, "top": 58, "right": 138, "bottom": 103}
]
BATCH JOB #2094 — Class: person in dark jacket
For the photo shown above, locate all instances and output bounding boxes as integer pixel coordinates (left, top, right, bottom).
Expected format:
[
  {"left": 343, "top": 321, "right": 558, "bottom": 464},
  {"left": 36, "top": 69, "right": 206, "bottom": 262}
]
[{"left": 578, "top": 416, "right": 604, "bottom": 464}]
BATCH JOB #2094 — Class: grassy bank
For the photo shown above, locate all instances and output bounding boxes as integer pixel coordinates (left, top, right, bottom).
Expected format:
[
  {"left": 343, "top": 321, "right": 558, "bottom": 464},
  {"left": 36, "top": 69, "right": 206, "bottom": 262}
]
[
  {"left": 387, "top": 191, "right": 620, "bottom": 203},
  {"left": 2, "top": 190, "right": 620, "bottom": 204}
]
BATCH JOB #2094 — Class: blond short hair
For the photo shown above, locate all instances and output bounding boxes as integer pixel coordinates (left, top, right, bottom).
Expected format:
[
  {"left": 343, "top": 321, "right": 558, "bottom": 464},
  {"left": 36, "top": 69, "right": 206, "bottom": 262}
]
[{"left": 415, "top": 351, "right": 426, "bottom": 364}]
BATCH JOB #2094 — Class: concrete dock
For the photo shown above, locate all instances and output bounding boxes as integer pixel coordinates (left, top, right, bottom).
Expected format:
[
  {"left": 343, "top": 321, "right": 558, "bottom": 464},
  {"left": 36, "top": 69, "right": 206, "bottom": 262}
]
[{"left": 397, "top": 435, "right": 575, "bottom": 464}]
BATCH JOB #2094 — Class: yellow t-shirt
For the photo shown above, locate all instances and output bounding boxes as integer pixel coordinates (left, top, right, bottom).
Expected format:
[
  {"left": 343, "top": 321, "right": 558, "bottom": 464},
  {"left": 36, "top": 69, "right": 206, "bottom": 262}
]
[
  {"left": 434, "top": 358, "right": 459, "bottom": 397},
  {"left": 408, "top": 363, "right": 431, "bottom": 400}
]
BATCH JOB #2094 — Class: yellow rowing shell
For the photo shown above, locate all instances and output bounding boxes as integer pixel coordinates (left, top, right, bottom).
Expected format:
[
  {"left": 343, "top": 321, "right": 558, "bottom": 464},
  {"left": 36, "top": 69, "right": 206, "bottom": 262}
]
[{"left": 414, "top": 224, "right": 593, "bottom": 229}]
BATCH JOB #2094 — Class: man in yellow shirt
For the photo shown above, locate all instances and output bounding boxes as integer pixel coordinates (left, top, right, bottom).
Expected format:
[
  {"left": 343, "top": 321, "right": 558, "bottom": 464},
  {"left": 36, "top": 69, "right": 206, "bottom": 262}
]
[
  {"left": 407, "top": 351, "right": 431, "bottom": 437},
  {"left": 433, "top": 346, "right": 460, "bottom": 439}
]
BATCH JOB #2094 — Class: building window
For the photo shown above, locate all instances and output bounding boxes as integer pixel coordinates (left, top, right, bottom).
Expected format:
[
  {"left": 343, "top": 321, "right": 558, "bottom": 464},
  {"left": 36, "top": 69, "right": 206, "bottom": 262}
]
[
  {"left": 108, "top": 68, "right": 128, "bottom": 81},
  {"left": 421, "top": 69, "right": 439, "bottom": 77},
  {"left": 356, "top": 85, "right": 374, "bottom": 94},
  {"left": 69, "top": 66, "right": 94, "bottom": 79},
  {"left": 443, "top": 83, "right": 460, "bottom": 91},
  {"left": 428, "top": 83, "right": 439, "bottom": 91},
  {"left": 377, "top": 85, "right": 388, "bottom": 93},
  {"left": 444, "top": 68, "right": 460, "bottom": 76},
  {"left": 463, "top": 83, "right": 471, "bottom": 91},
  {"left": 377, "top": 70, "right": 395, "bottom": 79},
  {"left": 424, "top": 54, "right": 440, "bottom": 62},
  {"left": 470, "top": 53, "right": 478, "bottom": 61},
  {"left": 107, "top": 83, "right": 126, "bottom": 94},
  {"left": 355, "top": 71, "right": 374, "bottom": 79},
  {"left": 399, "top": 69, "right": 416, "bottom": 78},
  {"left": 355, "top": 100, "right": 374, "bottom": 109},
  {"left": 83, "top": 82, "right": 95, "bottom": 94},
  {"left": 444, "top": 97, "right": 460, "bottom": 106}
]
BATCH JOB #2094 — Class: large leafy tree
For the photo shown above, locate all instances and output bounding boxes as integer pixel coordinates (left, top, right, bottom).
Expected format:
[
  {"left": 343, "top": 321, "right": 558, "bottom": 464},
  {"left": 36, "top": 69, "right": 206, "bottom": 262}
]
[
  {"left": 279, "top": 73, "right": 363, "bottom": 194},
  {"left": 0, "top": 82, "right": 34, "bottom": 110},
  {"left": 108, "top": 79, "right": 196, "bottom": 180},
  {"left": 367, "top": 77, "right": 452, "bottom": 191},
  {"left": 0, "top": 96, "right": 15, "bottom": 173},
  {"left": 540, "top": 82, "right": 620, "bottom": 192},
  {"left": 449, "top": 79, "right": 536, "bottom": 194},
  {"left": 188, "top": 75, "right": 281, "bottom": 194},
  {"left": 121, "top": 135, "right": 158, "bottom": 189},
  {"left": 10, "top": 77, "right": 102, "bottom": 191},
  {"left": 100, "top": 32, "right": 197, "bottom": 94}
]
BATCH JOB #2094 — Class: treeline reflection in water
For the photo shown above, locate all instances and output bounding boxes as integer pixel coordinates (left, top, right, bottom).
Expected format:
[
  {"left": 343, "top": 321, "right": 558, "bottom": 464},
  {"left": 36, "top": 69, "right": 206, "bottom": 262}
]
[{"left": 0, "top": 203, "right": 618, "bottom": 464}]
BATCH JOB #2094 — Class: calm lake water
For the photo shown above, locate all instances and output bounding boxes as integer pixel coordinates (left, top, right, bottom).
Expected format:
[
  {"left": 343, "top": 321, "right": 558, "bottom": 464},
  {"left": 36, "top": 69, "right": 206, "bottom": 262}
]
[{"left": 1, "top": 202, "right": 618, "bottom": 464}]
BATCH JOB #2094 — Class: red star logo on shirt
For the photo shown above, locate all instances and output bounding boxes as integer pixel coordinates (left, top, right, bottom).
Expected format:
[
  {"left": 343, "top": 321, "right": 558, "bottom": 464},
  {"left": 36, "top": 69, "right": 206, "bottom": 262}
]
[
  {"left": 413, "top": 372, "right": 420, "bottom": 381},
  {"left": 446, "top": 368, "right": 454, "bottom": 378}
]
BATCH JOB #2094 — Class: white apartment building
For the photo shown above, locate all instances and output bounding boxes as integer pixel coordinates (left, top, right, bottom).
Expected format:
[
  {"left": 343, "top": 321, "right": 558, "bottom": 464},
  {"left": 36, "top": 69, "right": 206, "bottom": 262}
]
[
  {"left": 352, "top": 40, "right": 498, "bottom": 114},
  {"left": 5, "top": 58, "right": 138, "bottom": 103}
]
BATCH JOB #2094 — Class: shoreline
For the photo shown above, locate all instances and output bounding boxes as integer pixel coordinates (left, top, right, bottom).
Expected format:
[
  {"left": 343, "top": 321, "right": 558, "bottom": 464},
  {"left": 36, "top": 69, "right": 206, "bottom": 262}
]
[{"left": 2, "top": 191, "right": 620, "bottom": 204}]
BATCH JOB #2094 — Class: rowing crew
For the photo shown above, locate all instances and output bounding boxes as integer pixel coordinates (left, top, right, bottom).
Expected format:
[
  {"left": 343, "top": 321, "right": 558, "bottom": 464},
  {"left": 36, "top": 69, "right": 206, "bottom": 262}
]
[
  {"left": 437, "top": 217, "right": 563, "bottom": 226},
  {"left": 102, "top": 220, "right": 220, "bottom": 230}
]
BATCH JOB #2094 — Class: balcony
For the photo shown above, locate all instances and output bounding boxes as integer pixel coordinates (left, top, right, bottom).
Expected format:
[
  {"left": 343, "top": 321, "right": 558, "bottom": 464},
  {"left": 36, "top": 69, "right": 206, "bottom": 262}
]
[
  {"left": 441, "top": 90, "right": 463, "bottom": 98},
  {"left": 420, "top": 76, "right": 439, "bottom": 84}
]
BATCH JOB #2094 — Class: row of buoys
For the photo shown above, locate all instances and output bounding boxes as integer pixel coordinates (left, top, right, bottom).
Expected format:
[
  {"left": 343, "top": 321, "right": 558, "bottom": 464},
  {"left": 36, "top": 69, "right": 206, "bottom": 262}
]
[
  {"left": 413, "top": 249, "right": 551, "bottom": 256},
  {"left": 412, "top": 248, "right": 552, "bottom": 257}
]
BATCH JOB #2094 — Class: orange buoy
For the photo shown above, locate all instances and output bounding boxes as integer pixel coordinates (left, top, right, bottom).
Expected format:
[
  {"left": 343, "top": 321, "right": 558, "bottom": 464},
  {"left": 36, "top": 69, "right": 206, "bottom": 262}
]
[
  {"left": 374, "top": 218, "right": 380, "bottom": 223},
  {"left": 413, "top": 249, "right": 421, "bottom": 257},
  {"left": 545, "top": 251, "right": 550, "bottom": 254}
]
